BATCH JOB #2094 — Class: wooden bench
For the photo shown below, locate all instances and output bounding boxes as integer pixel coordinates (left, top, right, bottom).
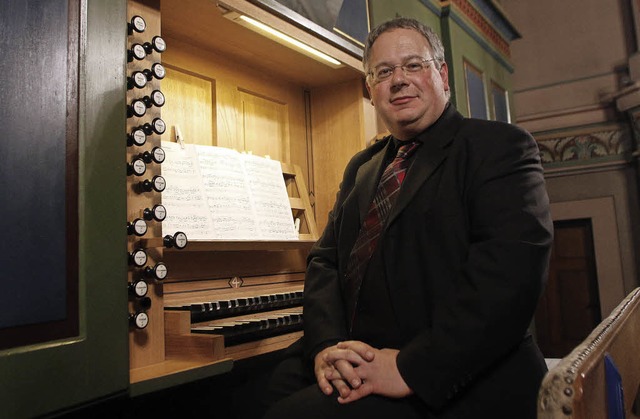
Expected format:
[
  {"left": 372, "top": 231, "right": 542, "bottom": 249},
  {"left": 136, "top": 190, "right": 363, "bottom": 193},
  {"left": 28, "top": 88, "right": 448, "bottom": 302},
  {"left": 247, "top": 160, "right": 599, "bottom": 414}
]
[{"left": 538, "top": 287, "right": 640, "bottom": 418}]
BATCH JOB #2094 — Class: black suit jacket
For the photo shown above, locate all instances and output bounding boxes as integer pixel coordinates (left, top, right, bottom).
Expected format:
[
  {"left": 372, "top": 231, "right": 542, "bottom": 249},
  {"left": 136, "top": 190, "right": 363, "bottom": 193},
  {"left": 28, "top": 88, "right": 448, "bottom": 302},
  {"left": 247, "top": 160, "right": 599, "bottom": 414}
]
[{"left": 302, "top": 105, "right": 553, "bottom": 415}]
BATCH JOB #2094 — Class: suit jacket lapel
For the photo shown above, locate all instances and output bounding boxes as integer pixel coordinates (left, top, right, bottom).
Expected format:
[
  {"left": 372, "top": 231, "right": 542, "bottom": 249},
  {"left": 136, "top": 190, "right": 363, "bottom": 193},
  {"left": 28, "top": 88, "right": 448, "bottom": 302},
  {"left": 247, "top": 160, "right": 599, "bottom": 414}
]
[
  {"left": 386, "top": 106, "right": 464, "bottom": 227},
  {"left": 351, "top": 105, "right": 464, "bottom": 230},
  {"left": 386, "top": 141, "right": 445, "bottom": 225},
  {"left": 354, "top": 140, "right": 393, "bottom": 226}
]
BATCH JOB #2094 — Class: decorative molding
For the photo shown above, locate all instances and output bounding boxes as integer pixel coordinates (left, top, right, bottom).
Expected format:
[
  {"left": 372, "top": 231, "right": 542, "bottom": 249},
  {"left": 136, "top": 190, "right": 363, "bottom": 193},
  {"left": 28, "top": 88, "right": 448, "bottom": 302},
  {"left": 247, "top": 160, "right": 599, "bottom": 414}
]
[
  {"left": 469, "top": 0, "right": 521, "bottom": 41},
  {"left": 444, "top": 0, "right": 511, "bottom": 57},
  {"left": 440, "top": 1, "right": 514, "bottom": 73},
  {"left": 536, "top": 128, "right": 633, "bottom": 167}
]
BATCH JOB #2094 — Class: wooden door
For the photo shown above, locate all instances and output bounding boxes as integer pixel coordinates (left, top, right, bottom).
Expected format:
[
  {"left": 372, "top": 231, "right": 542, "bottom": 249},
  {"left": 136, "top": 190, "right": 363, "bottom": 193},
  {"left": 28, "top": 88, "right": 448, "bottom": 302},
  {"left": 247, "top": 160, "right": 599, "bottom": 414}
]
[{"left": 535, "top": 219, "right": 601, "bottom": 358}]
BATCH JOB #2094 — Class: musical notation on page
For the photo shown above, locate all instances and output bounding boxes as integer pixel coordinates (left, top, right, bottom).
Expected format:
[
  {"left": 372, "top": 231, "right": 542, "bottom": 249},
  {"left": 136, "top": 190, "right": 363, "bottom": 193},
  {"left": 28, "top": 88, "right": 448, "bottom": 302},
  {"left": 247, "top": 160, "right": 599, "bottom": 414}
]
[{"left": 161, "top": 141, "right": 298, "bottom": 241}]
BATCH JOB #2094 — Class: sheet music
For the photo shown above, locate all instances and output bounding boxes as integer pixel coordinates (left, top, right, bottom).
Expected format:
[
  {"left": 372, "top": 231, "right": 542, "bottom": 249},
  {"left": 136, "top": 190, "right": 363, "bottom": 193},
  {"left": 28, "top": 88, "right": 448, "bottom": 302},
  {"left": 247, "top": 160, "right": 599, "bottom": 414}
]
[
  {"left": 161, "top": 142, "right": 298, "bottom": 240},
  {"left": 160, "top": 142, "right": 214, "bottom": 240},
  {"left": 242, "top": 153, "right": 298, "bottom": 240},
  {"left": 195, "top": 145, "right": 259, "bottom": 239}
]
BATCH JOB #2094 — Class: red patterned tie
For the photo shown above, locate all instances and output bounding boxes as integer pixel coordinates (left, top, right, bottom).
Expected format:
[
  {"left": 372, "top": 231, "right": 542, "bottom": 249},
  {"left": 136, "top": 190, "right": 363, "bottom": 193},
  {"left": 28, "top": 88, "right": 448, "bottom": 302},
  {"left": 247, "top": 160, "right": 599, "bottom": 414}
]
[{"left": 344, "top": 141, "right": 421, "bottom": 330}]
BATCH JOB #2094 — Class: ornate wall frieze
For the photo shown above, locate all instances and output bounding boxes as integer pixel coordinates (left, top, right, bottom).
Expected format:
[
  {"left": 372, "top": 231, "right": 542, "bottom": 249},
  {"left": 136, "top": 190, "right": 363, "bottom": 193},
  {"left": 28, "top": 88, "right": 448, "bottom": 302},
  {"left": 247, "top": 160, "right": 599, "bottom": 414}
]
[{"left": 536, "top": 128, "right": 632, "bottom": 167}]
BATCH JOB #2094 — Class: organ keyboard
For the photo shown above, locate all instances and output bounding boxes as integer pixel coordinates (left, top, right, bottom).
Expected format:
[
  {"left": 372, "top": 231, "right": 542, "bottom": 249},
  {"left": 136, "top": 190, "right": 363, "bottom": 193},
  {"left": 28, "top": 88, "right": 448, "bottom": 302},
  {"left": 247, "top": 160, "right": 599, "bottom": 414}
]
[
  {"left": 162, "top": 240, "right": 313, "bottom": 361},
  {"left": 191, "top": 308, "right": 304, "bottom": 346},
  {"left": 165, "top": 290, "right": 304, "bottom": 323},
  {"left": 165, "top": 281, "right": 305, "bottom": 349}
]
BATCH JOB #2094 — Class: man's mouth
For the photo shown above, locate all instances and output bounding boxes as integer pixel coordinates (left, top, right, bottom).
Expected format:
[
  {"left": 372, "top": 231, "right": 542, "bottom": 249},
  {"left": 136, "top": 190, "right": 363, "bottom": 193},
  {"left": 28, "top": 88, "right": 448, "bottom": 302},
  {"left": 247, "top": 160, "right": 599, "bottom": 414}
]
[{"left": 391, "top": 96, "right": 415, "bottom": 105}]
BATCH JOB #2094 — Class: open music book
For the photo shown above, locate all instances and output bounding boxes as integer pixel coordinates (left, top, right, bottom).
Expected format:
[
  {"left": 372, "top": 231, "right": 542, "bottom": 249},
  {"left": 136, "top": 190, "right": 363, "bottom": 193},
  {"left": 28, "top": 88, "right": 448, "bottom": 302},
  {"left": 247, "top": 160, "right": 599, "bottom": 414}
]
[{"left": 160, "top": 142, "right": 298, "bottom": 241}]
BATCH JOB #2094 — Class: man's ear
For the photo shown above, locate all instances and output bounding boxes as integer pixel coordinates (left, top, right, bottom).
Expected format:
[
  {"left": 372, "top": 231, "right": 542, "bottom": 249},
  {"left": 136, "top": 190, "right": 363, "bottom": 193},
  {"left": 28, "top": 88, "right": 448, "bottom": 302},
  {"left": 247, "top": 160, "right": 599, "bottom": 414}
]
[
  {"left": 439, "top": 62, "right": 450, "bottom": 94},
  {"left": 365, "top": 80, "right": 374, "bottom": 106}
]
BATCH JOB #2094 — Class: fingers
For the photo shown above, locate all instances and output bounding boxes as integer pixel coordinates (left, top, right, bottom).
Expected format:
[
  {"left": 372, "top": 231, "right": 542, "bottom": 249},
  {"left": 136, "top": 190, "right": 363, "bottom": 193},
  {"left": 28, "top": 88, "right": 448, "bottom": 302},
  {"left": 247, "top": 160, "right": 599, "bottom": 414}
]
[
  {"left": 336, "top": 341, "right": 375, "bottom": 362},
  {"left": 314, "top": 346, "right": 359, "bottom": 396},
  {"left": 315, "top": 370, "right": 333, "bottom": 395},
  {"left": 313, "top": 358, "right": 352, "bottom": 398},
  {"left": 314, "top": 349, "right": 335, "bottom": 395},
  {"left": 313, "top": 341, "right": 380, "bottom": 402},
  {"left": 323, "top": 348, "right": 368, "bottom": 367},
  {"left": 321, "top": 341, "right": 376, "bottom": 392},
  {"left": 337, "top": 381, "right": 374, "bottom": 404},
  {"left": 325, "top": 358, "right": 363, "bottom": 389},
  {"left": 331, "top": 378, "right": 352, "bottom": 399}
]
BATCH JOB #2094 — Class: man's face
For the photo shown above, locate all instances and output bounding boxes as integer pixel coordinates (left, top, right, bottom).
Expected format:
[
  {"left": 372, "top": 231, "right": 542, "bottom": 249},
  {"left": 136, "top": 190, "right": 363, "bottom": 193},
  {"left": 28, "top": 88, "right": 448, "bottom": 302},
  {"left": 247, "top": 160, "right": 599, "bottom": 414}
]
[{"left": 366, "top": 28, "right": 450, "bottom": 140}]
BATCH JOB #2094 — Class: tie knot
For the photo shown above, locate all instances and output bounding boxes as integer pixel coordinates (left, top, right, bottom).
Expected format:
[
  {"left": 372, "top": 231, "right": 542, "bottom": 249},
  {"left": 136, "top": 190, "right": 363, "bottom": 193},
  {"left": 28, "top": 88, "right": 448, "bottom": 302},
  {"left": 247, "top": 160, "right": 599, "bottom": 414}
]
[{"left": 396, "top": 141, "right": 420, "bottom": 160}]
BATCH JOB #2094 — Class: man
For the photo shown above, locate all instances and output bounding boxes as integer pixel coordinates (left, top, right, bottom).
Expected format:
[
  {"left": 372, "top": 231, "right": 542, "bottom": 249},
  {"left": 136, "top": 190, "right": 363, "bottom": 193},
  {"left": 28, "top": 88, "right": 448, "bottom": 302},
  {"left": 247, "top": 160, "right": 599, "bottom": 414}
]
[{"left": 260, "top": 17, "right": 553, "bottom": 418}]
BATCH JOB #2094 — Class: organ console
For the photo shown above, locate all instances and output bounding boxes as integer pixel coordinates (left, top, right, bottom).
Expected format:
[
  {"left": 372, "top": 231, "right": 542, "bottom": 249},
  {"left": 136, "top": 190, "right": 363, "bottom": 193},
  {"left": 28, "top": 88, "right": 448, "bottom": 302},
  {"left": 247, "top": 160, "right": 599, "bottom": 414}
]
[{"left": 124, "top": 0, "right": 327, "bottom": 392}]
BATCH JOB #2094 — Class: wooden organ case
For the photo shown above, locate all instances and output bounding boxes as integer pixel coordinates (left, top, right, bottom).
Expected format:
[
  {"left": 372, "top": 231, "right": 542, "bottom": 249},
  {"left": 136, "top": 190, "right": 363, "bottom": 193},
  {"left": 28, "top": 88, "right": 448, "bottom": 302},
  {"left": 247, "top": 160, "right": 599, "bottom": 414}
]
[{"left": 126, "top": 0, "right": 371, "bottom": 392}]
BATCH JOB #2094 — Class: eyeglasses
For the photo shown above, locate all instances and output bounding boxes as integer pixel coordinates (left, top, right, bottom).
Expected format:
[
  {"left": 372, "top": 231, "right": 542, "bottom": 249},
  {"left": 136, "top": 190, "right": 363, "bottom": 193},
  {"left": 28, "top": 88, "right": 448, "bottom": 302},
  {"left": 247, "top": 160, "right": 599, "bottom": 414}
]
[{"left": 368, "top": 58, "right": 438, "bottom": 84}]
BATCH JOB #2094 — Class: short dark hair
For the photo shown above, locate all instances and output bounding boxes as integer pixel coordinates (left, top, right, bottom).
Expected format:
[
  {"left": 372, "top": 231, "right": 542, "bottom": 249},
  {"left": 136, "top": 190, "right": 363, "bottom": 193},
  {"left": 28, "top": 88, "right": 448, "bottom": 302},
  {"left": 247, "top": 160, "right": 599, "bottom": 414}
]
[{"left": 362, "top": 17, "right": 446, "bottom": 74}]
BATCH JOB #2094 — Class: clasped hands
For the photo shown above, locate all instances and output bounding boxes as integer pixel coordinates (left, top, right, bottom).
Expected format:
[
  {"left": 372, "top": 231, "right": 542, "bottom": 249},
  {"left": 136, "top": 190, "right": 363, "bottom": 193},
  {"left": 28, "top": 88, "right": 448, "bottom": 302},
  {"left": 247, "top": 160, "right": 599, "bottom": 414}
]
[{"left": 314, "top": 340, "right": 413, "bottom": 403}]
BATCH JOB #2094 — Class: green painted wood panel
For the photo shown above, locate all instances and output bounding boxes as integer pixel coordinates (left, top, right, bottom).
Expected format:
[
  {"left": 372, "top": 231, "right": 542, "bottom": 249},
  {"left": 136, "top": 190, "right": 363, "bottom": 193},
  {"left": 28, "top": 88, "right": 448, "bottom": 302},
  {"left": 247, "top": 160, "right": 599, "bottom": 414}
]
[{"left": 0, "top": 1, "right": 129, "bottom": 417}]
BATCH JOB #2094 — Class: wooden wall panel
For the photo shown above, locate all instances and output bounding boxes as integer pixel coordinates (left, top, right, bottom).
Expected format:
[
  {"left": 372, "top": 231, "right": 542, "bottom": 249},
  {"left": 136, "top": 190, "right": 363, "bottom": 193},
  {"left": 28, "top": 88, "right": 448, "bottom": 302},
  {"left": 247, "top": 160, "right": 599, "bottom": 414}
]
[
  {"left": 162, "top": 66, "right": 214, "bottom": 145},
  {"left": 161, "top": 37, "right": 306, "bottom": 170},
  {"left": 311, "top": 78, "right": 365, "bottom": 231},
  {"left": 241, "top": 90, "right": 289, "bottom": 162}
]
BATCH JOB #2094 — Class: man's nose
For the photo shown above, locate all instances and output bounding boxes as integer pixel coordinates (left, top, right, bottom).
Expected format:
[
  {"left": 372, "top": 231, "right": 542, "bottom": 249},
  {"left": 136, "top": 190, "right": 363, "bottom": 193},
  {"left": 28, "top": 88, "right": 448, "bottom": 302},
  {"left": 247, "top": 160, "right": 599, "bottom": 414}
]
[{"left": 390, "top": 66, "right": 409, "bottom": 86}]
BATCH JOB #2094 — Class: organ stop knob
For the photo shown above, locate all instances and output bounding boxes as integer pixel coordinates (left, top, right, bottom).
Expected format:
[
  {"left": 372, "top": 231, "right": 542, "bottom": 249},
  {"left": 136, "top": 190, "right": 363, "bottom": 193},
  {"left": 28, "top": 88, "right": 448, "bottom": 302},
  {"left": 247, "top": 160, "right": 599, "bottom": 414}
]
[
  {"left": 138, "top": 175, "right": 166, "bottom": 193},
  {"left": 127, "top": 157, "right": 146, "bottom": 177},
  {"left": 142, "top": 36, "right": 166, "bottom": 54},
  {"left": 129, "top": 279, "right": 148, "bottom": 298},
  {"left": 127, "top": 71, "right": 148, "bottom": 90},
  {"left": 127, "top": 218, "right": 148, "bottom": 236},
  {"left": 128, "top": 248, "right": 147, "bottom": 267},
  {"left": 143, "top": 63, "right": 166, "bottom": 81},
  {"left": 139, "top": 147, "right": 165, "bottom": 165},
  {"left": 164, "top": 232, "right": 188, "bottom": 250},
  {"left": 129, "top": 311, "right": 149, "bottom": 330},
  {"left": 128, "top": 15, "right": 146, "bottom": 34},
  {"left": 143, "top": 204, "right": 167, "bottom": 222},
  {"left": 127, "top": 43, "right": 146, "bottom": 62},
  {"left": 145, "top": 262, "right": 168, "bottom": 281}
]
